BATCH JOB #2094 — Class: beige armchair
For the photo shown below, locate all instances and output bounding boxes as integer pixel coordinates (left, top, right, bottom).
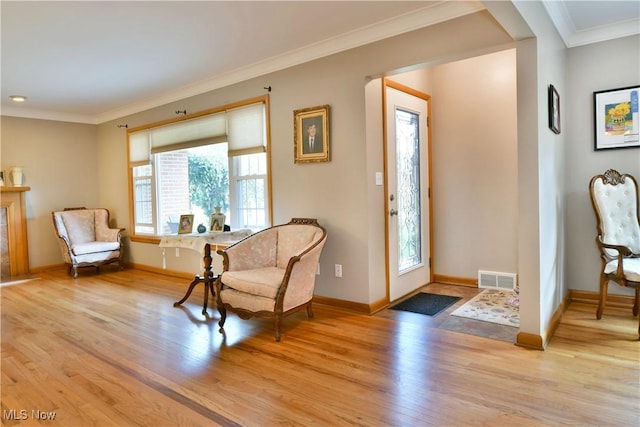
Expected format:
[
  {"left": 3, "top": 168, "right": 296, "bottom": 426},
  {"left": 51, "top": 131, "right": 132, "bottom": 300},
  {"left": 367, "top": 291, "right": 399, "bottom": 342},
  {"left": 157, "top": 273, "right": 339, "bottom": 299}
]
[
  {"left": 214, "top": 218, "right": 327, "bottom": 341},
  {"left": 589, "top": 169, "right": 640, "bottom": 337},
  {"left": 52, "top": 208, "right": 124, "bottom": 278}
]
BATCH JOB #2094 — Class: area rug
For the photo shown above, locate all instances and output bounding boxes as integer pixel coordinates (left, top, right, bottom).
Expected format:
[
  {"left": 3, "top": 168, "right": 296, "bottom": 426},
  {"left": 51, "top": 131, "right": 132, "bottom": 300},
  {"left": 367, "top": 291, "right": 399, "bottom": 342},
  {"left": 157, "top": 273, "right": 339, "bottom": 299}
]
[
  {"left": 451, "top": 289, "right": 519, "bottom": 327},
  {"left": 390, "top": 293, "right": 461, "bottom": 317}
]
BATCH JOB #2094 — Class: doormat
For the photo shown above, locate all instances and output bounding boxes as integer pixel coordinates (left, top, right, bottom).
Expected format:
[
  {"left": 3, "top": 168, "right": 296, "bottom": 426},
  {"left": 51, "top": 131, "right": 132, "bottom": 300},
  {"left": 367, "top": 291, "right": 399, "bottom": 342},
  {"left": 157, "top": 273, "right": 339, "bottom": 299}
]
[
  {"left": 390, "top": 292, "right": 461, "bottom": 317},
  {"left": 450, "top": 289, "right": 519, "bottom": 327}
]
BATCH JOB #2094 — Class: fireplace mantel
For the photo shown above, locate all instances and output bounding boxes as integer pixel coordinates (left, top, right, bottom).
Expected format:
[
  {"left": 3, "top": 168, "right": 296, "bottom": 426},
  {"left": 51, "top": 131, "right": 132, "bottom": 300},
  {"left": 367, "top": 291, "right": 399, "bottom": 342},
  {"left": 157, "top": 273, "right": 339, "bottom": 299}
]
[{"left": 1, "top": 186, "right": 31, "bottom": 278}]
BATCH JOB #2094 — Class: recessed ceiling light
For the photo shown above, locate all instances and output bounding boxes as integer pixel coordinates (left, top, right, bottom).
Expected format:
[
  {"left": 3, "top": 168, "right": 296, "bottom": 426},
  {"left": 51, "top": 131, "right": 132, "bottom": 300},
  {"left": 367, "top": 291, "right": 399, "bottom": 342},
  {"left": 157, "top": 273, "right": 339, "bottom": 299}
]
[{"left": 10, "top": 95, "right": 27, "bottom": 102}]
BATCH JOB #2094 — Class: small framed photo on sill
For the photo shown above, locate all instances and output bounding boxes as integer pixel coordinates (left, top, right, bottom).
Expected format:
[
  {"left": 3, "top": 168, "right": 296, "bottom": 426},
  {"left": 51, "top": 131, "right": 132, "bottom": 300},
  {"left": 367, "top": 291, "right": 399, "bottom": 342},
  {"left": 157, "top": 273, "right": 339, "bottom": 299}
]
[
  {"left": 178, "top": 214, "right": 194, "bottom": 234},
  {"left": 294, "top": 104, "right": 330, "bottom": 164},
  {"left": 548, "top": 84, "right": 560, "bottom": 134},
  {"left": 593, "top": 85, "right": 640, "bottom": 150}
]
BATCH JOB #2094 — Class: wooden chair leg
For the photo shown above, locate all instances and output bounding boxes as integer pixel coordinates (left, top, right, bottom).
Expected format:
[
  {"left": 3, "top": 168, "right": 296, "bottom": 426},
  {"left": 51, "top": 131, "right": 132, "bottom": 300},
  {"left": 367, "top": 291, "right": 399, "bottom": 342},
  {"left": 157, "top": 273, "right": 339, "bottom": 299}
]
[
  {"left": 306, "top": 303, "right": 314, "bottom": 319},
  {"left": 633, "top": 287, "right": 639, "bottom": 317},
  {"left": 596, "top": 276, "right": 607, "bottom": 320},
  {"left": 217, "top": 305, "right": 227, "bottom": 332},
  {"left": 274, "top": 314, "right": 282, "bottom": 342}
]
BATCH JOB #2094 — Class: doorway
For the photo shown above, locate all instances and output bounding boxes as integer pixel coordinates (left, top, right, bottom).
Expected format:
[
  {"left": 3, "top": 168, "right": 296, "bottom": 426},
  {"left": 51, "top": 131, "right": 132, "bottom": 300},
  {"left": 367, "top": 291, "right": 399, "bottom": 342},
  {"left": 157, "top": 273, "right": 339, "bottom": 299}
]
[{"left": 383, "top": 79, "right": 432, "bottom": 302}]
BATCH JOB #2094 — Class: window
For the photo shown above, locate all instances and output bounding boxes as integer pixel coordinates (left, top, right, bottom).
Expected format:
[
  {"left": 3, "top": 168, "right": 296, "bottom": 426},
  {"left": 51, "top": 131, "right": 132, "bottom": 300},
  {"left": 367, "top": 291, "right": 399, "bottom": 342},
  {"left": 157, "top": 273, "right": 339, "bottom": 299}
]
[{"left": 127, "top": 96, "right": 271, "bottom": 240}]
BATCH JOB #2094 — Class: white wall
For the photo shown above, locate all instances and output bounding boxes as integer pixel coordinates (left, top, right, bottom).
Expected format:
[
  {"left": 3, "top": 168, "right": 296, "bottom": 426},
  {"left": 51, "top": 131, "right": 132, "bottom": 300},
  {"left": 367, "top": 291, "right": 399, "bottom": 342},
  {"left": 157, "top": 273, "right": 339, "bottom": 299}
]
[
  {"left": 565, "top": 35, "right": 640, "bottom": 296},
  {"left": 431, "top": 50, "right": 518, "bottom": 278},
  {"left": 0, "top": 117, "right": 99, "bottom": 268},
  {"left": 512, "top": 0, "right": 568, "bottom": 338}
]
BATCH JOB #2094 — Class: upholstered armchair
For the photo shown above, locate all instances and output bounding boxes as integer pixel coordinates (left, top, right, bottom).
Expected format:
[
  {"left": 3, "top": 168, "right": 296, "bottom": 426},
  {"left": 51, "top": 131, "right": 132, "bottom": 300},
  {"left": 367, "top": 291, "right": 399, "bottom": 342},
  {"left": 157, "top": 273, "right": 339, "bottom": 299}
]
[
  {"left": 214, "top": 218, "right": 327, "bottom": 341},
  {"left": 589, "top": 169, "right": 640, "bottom": 337},
  {"left": 52, "top": 208, "right": 124, "bottom": 278}
]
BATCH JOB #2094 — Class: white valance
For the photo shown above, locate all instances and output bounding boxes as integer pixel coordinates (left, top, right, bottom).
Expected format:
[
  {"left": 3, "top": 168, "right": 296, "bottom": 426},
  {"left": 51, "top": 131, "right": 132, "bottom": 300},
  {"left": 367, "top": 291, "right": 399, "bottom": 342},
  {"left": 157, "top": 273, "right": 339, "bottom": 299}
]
[{"left": 128, "top": 101, "right": 266, "bottom": 164}]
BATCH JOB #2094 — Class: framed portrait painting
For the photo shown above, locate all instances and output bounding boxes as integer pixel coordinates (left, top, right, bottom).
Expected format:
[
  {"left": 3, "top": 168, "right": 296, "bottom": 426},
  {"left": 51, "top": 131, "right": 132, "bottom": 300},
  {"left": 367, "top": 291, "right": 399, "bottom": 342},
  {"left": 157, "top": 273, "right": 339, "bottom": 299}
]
[
  {"left": 593, "top": 85, "right": 639, "bottom": 150},
  {"left": 178, "top": 214, "right": 194, "bottom": 234},
  {"left": 294, "top": 104, "right": 330, "bottom": 164}
]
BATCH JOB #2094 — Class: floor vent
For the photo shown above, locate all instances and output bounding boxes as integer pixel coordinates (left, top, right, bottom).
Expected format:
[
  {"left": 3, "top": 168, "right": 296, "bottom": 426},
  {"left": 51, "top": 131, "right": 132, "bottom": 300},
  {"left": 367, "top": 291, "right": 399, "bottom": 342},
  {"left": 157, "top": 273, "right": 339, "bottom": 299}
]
[{"left": 478, "top": 270, "right": 517, "bottom": 291}]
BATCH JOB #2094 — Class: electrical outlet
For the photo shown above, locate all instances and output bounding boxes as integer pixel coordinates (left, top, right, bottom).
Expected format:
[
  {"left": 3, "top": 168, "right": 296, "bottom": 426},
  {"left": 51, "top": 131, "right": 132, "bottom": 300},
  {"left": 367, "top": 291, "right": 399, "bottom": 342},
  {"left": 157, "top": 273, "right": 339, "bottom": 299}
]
[
  {"left": 335, "top": 264, "right": 342, "bottom": 278},
  {"left": 175, "top": 248, "right": 180, "bottom": 257},
  {"left": 317, "top": 264, "right": 320, "bottom": 275}
]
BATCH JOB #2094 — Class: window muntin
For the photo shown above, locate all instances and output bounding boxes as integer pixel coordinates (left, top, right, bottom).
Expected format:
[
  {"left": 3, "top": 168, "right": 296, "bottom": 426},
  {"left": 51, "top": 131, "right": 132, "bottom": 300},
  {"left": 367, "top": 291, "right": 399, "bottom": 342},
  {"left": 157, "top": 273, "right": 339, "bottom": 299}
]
[
  {"left": 232, "top": 153, "right": 267, "bottom": 230},
  {"left": 132, "top": 164, "right": 154, "bottom": 234}
]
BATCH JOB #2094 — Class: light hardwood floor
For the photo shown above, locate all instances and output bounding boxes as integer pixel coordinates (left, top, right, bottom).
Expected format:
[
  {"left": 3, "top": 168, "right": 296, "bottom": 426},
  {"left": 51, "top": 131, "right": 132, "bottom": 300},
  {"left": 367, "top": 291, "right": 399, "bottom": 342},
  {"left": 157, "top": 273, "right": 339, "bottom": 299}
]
[{"left": 1, "top": 268, "right": 638, "bottom": 426}]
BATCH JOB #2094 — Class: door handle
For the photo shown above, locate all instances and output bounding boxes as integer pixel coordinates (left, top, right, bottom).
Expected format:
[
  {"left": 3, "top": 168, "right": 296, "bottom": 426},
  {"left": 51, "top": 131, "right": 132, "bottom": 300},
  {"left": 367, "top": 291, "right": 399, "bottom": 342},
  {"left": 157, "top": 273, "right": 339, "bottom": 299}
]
[{"left": 389, "top": 208, "right": 398, "bottom": 216}]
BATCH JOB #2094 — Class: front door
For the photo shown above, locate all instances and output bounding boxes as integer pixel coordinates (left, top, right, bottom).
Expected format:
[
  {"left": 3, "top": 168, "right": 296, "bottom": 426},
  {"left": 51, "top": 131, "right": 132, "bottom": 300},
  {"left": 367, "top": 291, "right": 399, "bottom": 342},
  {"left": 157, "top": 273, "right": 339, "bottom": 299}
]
[{"left": 384, "top": 79, "right": 432, "bottom": 302}]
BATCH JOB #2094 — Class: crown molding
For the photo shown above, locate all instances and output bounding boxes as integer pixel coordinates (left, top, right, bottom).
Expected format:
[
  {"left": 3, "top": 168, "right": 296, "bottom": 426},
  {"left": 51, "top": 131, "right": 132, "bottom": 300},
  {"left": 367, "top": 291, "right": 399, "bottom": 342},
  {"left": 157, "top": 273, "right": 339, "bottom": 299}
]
[
  {"left": 543, "top": 0, "right": 640, "bottom": 48},
  {"left": 1, "top": 105, "right": 94, "bottom": 124},
  {"left": 567, "top": 18, "right": 640, "bottom": 48},
  {"left": 542, "top": 0, "right": 574, "bottom": 46},
  {"left": 7, "top": 1, "right": 484, "bottom": 125}
]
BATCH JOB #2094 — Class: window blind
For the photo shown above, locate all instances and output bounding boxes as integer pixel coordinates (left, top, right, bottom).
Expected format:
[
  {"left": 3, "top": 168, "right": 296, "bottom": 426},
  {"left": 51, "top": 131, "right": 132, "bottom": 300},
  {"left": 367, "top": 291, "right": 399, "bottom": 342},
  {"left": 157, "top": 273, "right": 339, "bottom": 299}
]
[
  {"left": 227, "top": 102, "right": 266, "bottom": 156},
  {"left": 128, "top": 101, "right": 265, "bottom": 162}
]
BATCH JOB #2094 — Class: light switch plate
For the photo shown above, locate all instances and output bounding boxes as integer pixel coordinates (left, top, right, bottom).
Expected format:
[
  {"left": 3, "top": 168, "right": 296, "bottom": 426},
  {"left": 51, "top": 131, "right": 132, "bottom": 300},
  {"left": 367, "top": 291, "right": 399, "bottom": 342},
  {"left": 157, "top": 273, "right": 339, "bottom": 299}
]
[{"left": 375, "top": 172, "right": 383, "bottom": 186}]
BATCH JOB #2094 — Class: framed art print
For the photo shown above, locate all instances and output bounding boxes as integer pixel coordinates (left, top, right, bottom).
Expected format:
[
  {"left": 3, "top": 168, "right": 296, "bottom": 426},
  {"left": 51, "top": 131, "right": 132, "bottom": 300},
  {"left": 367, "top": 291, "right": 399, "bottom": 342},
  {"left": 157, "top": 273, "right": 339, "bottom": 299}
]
[
  {"left": 294, "top": 104, "right": 330, "bottom": 163},
  {"left": 593, "top": 85, "right": 639, "bottom": 150}
]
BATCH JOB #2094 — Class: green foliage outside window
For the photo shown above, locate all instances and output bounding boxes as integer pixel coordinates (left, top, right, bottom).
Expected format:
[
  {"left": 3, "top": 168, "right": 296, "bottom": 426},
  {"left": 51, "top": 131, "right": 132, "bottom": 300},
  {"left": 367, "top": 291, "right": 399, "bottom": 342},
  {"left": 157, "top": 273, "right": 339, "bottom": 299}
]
[{"left": 188, "top": 154, "right": 229, "bottom": 216}]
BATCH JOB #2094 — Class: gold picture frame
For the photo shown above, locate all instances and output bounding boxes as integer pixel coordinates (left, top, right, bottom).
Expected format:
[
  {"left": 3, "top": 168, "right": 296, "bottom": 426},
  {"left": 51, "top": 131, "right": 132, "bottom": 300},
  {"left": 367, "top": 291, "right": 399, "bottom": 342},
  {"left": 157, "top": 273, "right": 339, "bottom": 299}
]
[
  {"left": 178, "top": 214, "right": 194, "bottom": 234},
  {"left": 294, "top": 104, "right": 330, "bottom": 163}
]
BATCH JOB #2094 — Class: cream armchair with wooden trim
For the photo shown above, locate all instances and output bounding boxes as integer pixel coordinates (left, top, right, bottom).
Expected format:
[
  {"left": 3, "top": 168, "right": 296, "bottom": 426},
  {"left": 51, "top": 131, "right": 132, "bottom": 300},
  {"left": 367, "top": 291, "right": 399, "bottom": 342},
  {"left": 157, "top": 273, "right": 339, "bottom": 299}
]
[
  {"left": 589, "top": 169, "right": 640, "bottom": 337},
  {"left": 214, "top": 218, "right": 327, "bottom": 341},
  {"left": 52, "top": 208, "right": 124, "bottom": 278}
]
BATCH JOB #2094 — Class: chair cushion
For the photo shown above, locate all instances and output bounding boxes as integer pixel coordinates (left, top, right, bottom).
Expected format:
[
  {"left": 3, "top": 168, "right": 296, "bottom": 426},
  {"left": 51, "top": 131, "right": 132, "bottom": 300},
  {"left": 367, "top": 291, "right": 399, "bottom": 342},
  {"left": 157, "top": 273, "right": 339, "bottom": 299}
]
[
  {"left": 71, "top": 241, "right": 120, "bottom": 256},
  {"left": 605, "top": 257, "right": 640, "bottom": 282},
  {"left": 221, "top": 266, "right": 285, "bottom": 298},
  {"left": 61, "top": 210, "right": 96, "bottom": 244}
]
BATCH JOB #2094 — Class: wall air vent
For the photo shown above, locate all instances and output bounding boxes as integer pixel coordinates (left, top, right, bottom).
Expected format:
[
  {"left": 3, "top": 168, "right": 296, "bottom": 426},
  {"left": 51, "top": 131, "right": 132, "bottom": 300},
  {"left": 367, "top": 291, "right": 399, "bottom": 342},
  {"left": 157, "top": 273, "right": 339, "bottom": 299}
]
[{"left": 478, "top": 270, "right": 517, "bottom": 290}]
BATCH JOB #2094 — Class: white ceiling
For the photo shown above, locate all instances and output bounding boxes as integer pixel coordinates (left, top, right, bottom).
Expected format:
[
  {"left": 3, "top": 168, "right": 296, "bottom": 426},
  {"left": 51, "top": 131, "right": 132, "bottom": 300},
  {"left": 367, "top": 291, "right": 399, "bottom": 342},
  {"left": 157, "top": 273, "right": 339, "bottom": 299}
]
[{"left": 1, "top": 1, "right": 638, "bottom": 125}]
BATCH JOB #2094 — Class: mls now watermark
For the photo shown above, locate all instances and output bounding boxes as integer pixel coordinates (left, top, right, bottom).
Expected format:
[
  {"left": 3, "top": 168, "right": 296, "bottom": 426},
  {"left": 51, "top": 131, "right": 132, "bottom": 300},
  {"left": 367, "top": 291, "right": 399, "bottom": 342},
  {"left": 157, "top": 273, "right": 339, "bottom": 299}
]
[{"left": 3, "top": 409, "right": 57, "bottom": 421}]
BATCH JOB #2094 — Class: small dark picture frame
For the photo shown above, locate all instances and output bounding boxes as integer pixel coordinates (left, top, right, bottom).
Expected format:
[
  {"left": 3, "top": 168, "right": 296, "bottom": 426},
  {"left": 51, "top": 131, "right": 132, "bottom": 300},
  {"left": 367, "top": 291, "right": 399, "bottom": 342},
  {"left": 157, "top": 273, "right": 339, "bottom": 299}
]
[{"left": 548, "top": 84, "right": 560, "bottom": 134}]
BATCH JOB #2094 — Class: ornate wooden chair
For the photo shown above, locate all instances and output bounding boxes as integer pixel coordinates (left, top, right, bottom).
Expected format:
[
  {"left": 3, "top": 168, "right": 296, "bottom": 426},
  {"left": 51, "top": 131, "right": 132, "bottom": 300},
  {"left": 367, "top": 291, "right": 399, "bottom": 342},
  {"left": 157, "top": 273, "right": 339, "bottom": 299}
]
[
  {"left": 589, "top": 169, "right": 640, "bottom": 337},
  {"left": 214, "top": 218, "right": 327, "bottom": 341},
  {"left": 52, "top": 208, "right": 124, "bottom": 278}
]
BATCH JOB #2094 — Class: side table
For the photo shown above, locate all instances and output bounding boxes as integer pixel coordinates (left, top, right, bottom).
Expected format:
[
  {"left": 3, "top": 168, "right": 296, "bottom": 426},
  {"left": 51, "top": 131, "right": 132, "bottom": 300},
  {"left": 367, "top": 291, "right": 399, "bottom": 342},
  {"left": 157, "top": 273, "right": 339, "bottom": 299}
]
[
  {"left": 173, "top": 243, "right": 217, "bottom": 315},
  {"left": 159, "top": 229, "right": 252, "bottom": 315}
]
